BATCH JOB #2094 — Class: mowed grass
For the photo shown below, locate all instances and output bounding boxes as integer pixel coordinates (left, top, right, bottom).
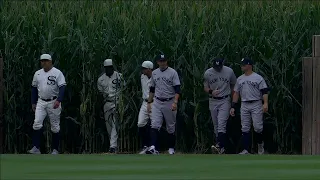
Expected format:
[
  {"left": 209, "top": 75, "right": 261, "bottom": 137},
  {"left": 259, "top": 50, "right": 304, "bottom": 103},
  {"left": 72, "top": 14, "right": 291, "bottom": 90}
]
[{"left": 1, "top": 154, "right": 320, "bottom": 180}]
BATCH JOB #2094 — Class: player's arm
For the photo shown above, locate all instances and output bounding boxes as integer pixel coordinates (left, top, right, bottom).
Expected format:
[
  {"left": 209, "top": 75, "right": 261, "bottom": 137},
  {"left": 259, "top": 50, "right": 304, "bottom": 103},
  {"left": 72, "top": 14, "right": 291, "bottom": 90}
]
[
  {"left": 31, "top": 72, "right": 38, "bottom": 105},
  {"left": 56, "top": 72, "right": 67, "bottom": 103},
  {"left": 259, "top": 78, "right": 269, "bottom": 106},
  {"left": 203, "top": 72, "right": 212, "bottom": 94},
  {"left": 173, "top": 71, "right": 181, "bottom": 104},
  {"left": 148, "top": 76, "right": 155, "bottom": 103},
  {"left": 231, "top": 78, "right": 240, "bottom": 109}
]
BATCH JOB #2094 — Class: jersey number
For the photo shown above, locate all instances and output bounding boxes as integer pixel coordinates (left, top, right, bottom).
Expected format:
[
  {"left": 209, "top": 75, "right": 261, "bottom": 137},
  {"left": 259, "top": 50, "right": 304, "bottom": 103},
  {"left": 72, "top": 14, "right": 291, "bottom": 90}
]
[{"left": 47, "top": 76, "right": 56, "bottom": 85}]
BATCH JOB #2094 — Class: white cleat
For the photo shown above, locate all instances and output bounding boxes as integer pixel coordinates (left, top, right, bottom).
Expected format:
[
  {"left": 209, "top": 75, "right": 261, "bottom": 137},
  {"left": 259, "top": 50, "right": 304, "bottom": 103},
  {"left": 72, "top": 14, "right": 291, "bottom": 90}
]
[
  {"left": 168, "top": 148, "right": 175, "bottom": 155},
  {"left": 146, "top": 145, "right": 159, "bottom": 155},
  {"left": 239, "top": 149, "right": 250, "bottom": 155},
  {"left": 28, "top": 146, "right": 41, "bottom": 154},
  {"left": 139, "top": 146, "right": 149, "bottom": 154},
  {"left": 211, "top": 145, "right": 219, "bottom": 154},
  {"left": 51, "top": 149, "right": 59, "bottom": 155},
  {"left": 258, "top": 142, "right": 265, "bottom": 155}
]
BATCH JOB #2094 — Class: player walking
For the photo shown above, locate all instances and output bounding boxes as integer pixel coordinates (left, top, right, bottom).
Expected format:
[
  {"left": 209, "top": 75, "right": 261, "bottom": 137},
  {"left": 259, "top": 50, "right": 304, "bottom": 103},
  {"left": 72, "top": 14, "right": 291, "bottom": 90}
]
[
  {"left": 28, "top": 54, "right": 66, "bottom": 154},
  {"left": 97, "top": 59, "right": 125, "bottom": 154},
  {"left": 203, "top": 58, "right": 237, "bottom": 154},
  {"left": 137, "top": 61, "right": 154, "bottom": 154},
  {"left": 146, "top": 54, "right": 181, "bottom": 155},
  {"left": 230, "top": 58, "right": 269, "bottom": 155}
]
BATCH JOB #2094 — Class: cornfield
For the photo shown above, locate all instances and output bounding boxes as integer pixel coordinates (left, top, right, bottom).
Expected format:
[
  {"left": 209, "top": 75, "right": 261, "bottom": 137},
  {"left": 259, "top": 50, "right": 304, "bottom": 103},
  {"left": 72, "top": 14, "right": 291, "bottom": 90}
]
[{"left": 1, "top": 0, "right": 320, "bottom": 154}]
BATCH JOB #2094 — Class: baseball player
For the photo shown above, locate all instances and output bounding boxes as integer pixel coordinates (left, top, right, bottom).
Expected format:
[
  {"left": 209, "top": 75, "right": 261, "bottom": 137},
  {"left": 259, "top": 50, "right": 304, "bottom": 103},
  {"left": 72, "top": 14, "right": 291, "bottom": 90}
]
[
  {"left": 146, "top": 54, "right": 181, "bottom": 155},
  {"left": 137, "top": 61, "right": 154, "bottom": 154},
  {"left": 28, "top": 54, "right": 66, "bottom": 155},
  {"left": 230, "top": 58, "right": 269, "bottom": 155},
  {"left": 97, "top": 59, "right": 125, "bottom": 153},
  {"left": 203, "top": 58, "right": 237, "bottom": 154}
]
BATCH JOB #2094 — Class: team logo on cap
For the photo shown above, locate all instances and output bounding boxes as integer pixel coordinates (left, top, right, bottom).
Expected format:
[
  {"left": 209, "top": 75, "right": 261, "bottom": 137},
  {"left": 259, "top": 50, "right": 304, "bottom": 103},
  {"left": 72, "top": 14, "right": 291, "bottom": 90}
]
[{"left": 216, "top": 61, "right": 220, "bottom": 65}]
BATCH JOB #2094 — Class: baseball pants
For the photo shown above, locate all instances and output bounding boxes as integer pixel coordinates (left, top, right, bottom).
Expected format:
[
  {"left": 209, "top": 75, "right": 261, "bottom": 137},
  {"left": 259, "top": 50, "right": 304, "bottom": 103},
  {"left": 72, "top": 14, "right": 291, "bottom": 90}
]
[
  {"left": 138, "top": 101, "right": 152, "bottom": 148},
  {"left": 240, "top": 100, "right": 264, "bottom": 151},
  {"left": 33, "top": 98, "right": 61, "bottom": 133},
  {"left": 209, "top": 97, "right": 230, "bottom": 148},
  {"left": 104, "top": 101, "right": 119, "bottom": 149},
  {"left": 150, "top": 98, "right": 176, "bottom": 149}
]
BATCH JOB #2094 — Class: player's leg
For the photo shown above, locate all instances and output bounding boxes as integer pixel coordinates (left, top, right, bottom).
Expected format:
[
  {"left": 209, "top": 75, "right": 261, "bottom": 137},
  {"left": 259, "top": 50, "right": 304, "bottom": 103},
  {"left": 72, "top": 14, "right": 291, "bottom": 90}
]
[
  {"left": 162, "top": 100, "right": 177, "bottom": 155},
  {"left": 47, "top": 100, "right": 61, "bottom": 154},
  {"left": 28, "top": 99, "right": 47, "bottom": 154},
  {"left": 209, "top": 101, "right": 219, "bottom": 153},
  {"left": 137, "top": 101, "right": 150, "bottom": 154},
  {"left": 216, "top": 99, "right": 231, "bottom": 154},
  {"left": 104, "top": 102, "right": 118, "bottom": 153},
  {"left": 251, "top": 101, "right": 264, "bottom": 154},
  {"left": 239, "top": 102, "right": 251, "bottom": 154},
  {"left": 146, "top": 101, "right": 163, "bottom": 154}
]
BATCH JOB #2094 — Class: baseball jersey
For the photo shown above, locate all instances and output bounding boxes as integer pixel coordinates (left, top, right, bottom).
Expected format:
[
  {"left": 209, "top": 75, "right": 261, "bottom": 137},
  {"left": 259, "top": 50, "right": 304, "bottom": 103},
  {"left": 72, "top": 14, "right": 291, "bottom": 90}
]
[
  {"left": 141, "top": 74, "right": 151, "bottom": 100},
  {"left": 234, "top": 72, "right": 268, "bottom": 101},
  {"left": 97, "top": 71, "right": 125, "bottom": 101},
  {"left": 203, "top": 66, "right": 237, "bottom": 97},
  {"left": 31, "top": 67, "right": 66, "bottom": 99},
  {"left": 150, "top": 67, "right": 180, "bottom": 98}
]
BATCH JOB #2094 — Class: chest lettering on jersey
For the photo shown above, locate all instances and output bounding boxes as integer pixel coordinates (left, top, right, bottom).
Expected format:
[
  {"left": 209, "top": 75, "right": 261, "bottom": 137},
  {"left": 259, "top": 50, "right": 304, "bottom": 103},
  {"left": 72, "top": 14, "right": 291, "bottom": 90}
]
[
  {"left": 240, "top": 81, "right": 259, "bottom": 89},
  {"left": 154, "top": 76, "right": 172, "bottom": 85},
  {"left": 112, "top": 78, "right": 121, "bottom": 89},
  {"left": 47, "top": 76, "right": 56, "bottom": 85},
  {"left": 209, "top": 77, "right": 230, "bottom": 85}
]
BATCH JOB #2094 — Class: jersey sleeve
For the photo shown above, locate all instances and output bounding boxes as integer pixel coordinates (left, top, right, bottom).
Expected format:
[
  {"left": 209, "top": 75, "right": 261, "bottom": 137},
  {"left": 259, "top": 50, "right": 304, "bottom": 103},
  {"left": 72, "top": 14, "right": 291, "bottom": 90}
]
[
  {"left": 172, "top": 70, "right": 181, "bottom": 86},
  {"left": 234, "top": 78, "right": 240, "bottom": 92},
  {"left": 56, "top": 71, "right": 67, "bottom": 87},
  {"left": 259, "top": 77, "right": 268, "bottom": 90},
  {"left": 230, "top": 70, "right": 237, "bottom": 85},
  {"left": 150, "top": 75, "right": 155, "bottom": 87},
  {"left": 203, "top": 72, "right": 209, "bottom": 89},
  {"left": 97, "top": 78, "right": 103, "bottom": 93},
  {"left": 31, "top": 72, "right": 38, "bottom": 87}
]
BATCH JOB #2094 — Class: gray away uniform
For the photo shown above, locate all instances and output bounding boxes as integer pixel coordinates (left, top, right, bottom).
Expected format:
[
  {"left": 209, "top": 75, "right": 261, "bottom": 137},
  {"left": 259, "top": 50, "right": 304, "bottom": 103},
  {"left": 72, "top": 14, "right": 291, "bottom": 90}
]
[
  {"left": 148, "top": 67, "right": 181, "bottom": 151},
  {"left": 234, "top": 72, "right": 268, "bottom": 152},
  {"left": 203, "top": 66, "right": 236, "bottom": 148}
]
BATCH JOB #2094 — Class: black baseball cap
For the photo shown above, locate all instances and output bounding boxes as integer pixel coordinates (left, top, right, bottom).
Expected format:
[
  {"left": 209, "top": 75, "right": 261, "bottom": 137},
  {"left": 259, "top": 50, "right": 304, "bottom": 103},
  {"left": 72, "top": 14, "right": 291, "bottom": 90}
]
[
  {"left": 156, "top": 54, "right": 166, "bottom": 61},
  {"left": 212, "top": 58, "right": 224, "bottom": 67},
  {"left": 241, "top": 58, "right": 254, "bottom": 65}
]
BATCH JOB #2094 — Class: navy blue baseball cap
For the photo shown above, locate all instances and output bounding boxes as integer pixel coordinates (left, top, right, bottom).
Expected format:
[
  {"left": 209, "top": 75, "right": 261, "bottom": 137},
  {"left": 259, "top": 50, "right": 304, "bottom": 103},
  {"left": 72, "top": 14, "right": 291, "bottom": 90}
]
[
  {"left": 156, "top": 54, "right": 166, "bottom": 61},
  {"left": 213, "top": 58, "right": 224, "bottom": 67},
  {"left": 241, "top": 58, "right": 254, "bottom": 65}
]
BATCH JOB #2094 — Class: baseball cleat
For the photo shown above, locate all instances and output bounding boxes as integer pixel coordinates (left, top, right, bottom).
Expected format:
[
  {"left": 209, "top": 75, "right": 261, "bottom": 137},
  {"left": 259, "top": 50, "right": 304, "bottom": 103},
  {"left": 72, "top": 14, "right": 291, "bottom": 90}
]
[
  {"left": 258, "top": 142, "right": 264, "bottom": 155},
  {"left": 218, "top": 147, "right": 226, "bottom": 154},
  {"left": 27, "top": 146, "right": 41, "bottom": 154},
  {"left": 51, "top": 149, "right": 59, "bottom": 155},
  {"left": 211, "top": 145, "right": 220, "bottom": 154},
  {"left": 146, "top": 145, "right": 159, "bottom": 155},
  {"left": 239, "top": 149, "right": 250, "bottom": 155},
  {"left": 108, "top": 147, "right": 116, "bottom": 154},
  {"left": 168, "top": 148, "right": 175, "bottom": 155},
  {"left": 139, "top": 146, "right": 149, "bottom": 154}
]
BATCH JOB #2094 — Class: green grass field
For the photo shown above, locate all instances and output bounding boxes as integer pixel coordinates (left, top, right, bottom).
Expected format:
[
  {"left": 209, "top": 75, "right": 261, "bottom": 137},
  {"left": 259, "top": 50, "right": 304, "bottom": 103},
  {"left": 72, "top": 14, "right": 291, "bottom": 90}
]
[{"left": 1, "top": 154, "right": 320, "bottom": 180}]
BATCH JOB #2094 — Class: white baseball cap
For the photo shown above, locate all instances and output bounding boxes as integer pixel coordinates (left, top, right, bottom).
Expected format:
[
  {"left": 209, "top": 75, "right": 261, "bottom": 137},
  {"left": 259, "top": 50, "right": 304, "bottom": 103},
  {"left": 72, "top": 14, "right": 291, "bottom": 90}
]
[
  {"left": 40, "top": 54, "right": 52, "bottom": 61},
  {"left": 142, "top": 61, "right": 153, "bottom": 69},
  {"left": 104, "top": 59, "right": 113, "bottom": 66}
]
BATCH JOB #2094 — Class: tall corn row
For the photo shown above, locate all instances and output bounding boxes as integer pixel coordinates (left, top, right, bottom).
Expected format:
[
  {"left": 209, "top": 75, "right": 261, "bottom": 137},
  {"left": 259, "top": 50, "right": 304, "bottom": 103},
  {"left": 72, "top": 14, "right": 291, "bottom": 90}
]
[{"left": 1, "top": 0, "right": 320, "bottom": 154}]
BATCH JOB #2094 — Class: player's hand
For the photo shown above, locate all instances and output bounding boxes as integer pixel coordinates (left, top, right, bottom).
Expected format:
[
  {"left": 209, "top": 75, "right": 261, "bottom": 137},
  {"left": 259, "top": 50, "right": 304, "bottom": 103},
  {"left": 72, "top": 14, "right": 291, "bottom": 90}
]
[
  {"left": 32, "top": 104, "right": 36, "bottom": 112},
  {"left": 53, "top": 100, "right": 60, "bottom": 109},
  {"left": 263, "top": 103, "right": 268, "bottom": 113},
  {"left": 171, "top": 102, "right": 177, "bottom": 111},
  {"left": 147, "top": 103, "right": 152, "bottom": 113},
  {"left": 230, "top": 108, "right": 235, "bottom": 117},
  {"left": 212, "top": 90, "right": 220, "bottom": 97}
]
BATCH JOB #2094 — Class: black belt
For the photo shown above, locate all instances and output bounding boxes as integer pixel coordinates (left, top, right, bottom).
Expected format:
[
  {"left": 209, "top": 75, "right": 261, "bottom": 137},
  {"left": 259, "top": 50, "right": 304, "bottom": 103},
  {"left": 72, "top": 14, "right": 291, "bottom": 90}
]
[
  {"left": 144, "top": 99, "right": 153, "bottom": 103},
  {"left": 155, "top": 96, "right": 174, "bottom": 102},
  {"left": 243, "top": 100, "right": 261, "bottom": 103},
  {"left": 209, "top": 95, "right": 229, "bottom": 100},
  {"left": 40, "top": 96, "right": 57, "bottom": 102}
]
